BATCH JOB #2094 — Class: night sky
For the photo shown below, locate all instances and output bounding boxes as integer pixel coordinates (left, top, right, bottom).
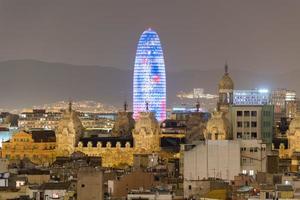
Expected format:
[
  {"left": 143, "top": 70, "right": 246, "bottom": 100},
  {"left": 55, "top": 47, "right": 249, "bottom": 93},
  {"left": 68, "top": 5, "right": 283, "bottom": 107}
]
[
  {"left": 1, "top": 0, "right": 300, "bottom": 73},
  {"left": 1, "top": 0, "right": 300, "bottom": 109}
]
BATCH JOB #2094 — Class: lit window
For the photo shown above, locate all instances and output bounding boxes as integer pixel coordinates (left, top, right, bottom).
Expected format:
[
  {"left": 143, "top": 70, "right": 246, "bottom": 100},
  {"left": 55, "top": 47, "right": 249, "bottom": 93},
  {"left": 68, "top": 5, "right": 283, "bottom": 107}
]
[{"left": 249, "top": 170, "right": 254, "bottom": 176}]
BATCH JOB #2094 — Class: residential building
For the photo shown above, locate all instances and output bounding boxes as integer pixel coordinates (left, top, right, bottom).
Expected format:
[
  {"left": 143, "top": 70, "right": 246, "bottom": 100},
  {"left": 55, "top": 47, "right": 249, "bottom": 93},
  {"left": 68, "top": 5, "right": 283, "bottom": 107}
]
[
  {"left": 230, "top": 104, "right": 274, "bottom": 143},
  {"left": 77, "top": 167, "right": 103, "bottom": 200},
  {"left": 183, "top": 140, "right": 240, "bottom": 199}
]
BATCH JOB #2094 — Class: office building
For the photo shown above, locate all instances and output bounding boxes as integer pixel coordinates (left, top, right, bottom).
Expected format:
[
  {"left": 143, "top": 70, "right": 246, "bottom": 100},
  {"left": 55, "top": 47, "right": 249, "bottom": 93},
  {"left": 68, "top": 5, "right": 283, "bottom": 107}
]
[{"left": 133, "top": 28, "right": 166, "bottom": 121}]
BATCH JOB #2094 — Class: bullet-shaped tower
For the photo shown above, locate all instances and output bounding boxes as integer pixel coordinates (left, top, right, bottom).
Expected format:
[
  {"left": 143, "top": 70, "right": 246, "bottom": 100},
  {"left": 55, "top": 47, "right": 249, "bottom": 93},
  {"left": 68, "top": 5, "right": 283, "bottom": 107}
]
[{"left": 133, "top": 28, "right": 166, "bottom": 121}]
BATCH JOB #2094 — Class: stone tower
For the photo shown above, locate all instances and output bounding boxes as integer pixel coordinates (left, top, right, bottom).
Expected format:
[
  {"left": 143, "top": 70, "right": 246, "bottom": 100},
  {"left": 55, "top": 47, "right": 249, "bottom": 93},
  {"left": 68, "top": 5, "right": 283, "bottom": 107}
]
[
  {"left": 132, "top": 112, "right": 160, "bottom": 153},
  {"left": 217, "top": 63, "right": 234, "bottom": 113},
  {"left": 111, "top": 102, "right": 135, "bottom": 137},
  {"left": 185, "top": 113, "right": 206, "bottom": 144},
  {"left": 205, "top": 111, "right": 232, "bottom": 140},
  {"left": 56, "top": 102, "right": 83, "bottom": 156}
]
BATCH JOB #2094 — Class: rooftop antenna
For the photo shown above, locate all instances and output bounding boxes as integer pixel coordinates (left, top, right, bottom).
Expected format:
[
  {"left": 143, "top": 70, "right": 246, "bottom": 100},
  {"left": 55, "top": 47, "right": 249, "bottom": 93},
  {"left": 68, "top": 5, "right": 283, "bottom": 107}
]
[
  {"left": 68, "top": 98, "right": 72, "bottom": 112},
  {"left": 225, "top": 61, "right": 229, "bottom": 75},
  {"left": 124, "top": 101, "right": 128, "bottom": 112},
  {"left": 196, "top": 98, "right": 200, "bottom": 112}
]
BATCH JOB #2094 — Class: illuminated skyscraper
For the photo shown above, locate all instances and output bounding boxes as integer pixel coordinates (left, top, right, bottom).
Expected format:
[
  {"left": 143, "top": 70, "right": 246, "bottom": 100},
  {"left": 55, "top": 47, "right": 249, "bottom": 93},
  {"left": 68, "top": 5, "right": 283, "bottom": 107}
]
[{"left": 133, "top": 28, "right": 166, "bottom": 121}]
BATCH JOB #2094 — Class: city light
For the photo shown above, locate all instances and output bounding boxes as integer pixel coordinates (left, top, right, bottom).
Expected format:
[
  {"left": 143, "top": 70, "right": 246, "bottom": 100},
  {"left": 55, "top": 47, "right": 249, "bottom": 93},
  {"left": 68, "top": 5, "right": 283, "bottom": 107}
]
[{"left": 133, "top": 28, "right": 166, "bottom": 121}]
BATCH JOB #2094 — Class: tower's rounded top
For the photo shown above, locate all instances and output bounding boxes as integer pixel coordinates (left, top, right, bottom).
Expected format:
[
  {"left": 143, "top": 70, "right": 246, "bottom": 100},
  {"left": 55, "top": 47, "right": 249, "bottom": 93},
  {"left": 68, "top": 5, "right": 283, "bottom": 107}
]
[{"left": 218, "top": 63, "right": 234, "bottom": 90}]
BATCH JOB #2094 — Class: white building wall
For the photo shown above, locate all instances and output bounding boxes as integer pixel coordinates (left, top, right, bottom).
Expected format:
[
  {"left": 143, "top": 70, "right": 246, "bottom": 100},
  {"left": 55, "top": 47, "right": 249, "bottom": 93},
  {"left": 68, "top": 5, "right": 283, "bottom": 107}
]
[
  {"left": 240, "top": 140, "right": 267, "bottom": 175},
  {"left": 184, "top": 140, "right": 240, "bottom": 181}
]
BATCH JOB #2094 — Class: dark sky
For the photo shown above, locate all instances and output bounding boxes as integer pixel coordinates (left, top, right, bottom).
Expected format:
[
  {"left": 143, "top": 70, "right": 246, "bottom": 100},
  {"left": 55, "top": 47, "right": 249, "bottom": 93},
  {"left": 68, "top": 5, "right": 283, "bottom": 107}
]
[{"left": 1, "top": 0, "right": 300, "bottom": 74}]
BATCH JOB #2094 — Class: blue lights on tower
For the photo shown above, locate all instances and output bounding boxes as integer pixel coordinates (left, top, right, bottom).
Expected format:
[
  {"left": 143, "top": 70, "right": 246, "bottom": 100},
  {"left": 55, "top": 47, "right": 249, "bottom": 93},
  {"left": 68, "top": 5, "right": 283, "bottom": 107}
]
[{"left": 133, "top": 28, "right": 166, "bottom": 121}]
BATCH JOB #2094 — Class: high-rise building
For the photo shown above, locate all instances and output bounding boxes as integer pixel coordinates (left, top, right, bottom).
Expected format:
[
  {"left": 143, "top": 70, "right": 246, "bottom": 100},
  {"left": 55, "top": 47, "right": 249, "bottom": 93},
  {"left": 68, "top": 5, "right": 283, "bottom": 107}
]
[
  {"left": 271, "top": 89, "right": 297, "bottom": 120},
  {"left": 233, "top": 89, "right": 270, "bottom": 105},
  {"left": 133, "top": 28, "right": 166, "bottom": 121}
]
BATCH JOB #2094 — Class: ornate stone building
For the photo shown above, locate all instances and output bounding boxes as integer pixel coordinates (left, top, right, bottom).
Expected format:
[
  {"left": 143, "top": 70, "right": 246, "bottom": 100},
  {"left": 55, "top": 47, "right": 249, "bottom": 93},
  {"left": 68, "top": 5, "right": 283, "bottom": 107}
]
[
  {"left": 132, "top": 112, "right": 161, "bottom": 153},
  {"left": 1, "top": 130, "right": 56, "bottom": 165},
  {"left": 287, "top": 113, "right": 300, "bottom": 154},
  {"left": 56, "top": 102, "right": 83, "bottom": 156},
  {"left": 205, "top": 111, "right": 232, "bottom": 140},
  {"left": 111, "top": 109, "right": 135, "bottom": 137},
  {"left": 75, "top": 111, "right": 161, "bottom": 167},
  {"left": 185, "top": 113, "right": 206, "bottom": 144},
  {"left": 2, "top": 103, "right": 164, "bottom": 167},
  {"left": 217, "top": 64, "right": 234, "bottom": 113}
]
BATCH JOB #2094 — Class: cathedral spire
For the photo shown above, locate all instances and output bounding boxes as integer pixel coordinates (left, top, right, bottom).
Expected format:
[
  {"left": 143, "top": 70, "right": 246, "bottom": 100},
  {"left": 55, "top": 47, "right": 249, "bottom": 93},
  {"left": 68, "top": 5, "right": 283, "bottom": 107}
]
[
  {"left": 124, "top": 101, "right": 128, "bottom": 112},
  {"left": 68, "top": 100, "right": 72, "bottom": 112},
  {"left": 225, "top": 61, "right": 228, "bottom": 75},
  {"left": 196, "top": 99, "right": 200, "bottom": 112}
]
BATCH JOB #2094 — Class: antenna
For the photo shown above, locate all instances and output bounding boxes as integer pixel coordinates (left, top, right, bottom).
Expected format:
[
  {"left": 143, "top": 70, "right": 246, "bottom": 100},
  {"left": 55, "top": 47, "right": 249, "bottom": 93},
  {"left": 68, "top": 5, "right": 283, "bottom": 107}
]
[
  {"left": 225, "top": 61, "right": 229, "bottom": 75},
  {"left": 196, "top": 98, "right": 200, "bottom": 112},
  {"left": 124, "top": 101, "right": 128, "bottom": 112}
]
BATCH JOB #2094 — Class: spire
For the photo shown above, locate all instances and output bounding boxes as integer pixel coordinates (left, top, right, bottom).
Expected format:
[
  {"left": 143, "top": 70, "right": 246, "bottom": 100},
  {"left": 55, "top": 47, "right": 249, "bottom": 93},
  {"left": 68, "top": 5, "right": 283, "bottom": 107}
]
[
  {"left": 68, "top": 100, "right": 72, "bottom": 112},
  {"left": 225, "top": 62, "right": 229, "bottom": 75},
  {"left": 196, "top": 99, "right": 200, "bottom": 112},
  {"left": 124, "top": 101, "right": 128, "bottom": 112}
]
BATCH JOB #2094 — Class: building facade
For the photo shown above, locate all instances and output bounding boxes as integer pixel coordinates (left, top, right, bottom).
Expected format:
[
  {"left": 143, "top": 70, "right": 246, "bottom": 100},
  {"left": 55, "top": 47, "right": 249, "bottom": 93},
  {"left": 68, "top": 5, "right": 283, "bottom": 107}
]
[
  {"left": 233, "top": 89, "right": 270, "bottom": 105},
  {"left": 230, "top": 105, "right": 274, "bottom": 143},
  {"left": 133, "top": 28, "right": 167, "bottom": 122},
  {"left": 271, "top": 89, "right": 297, "bottom": 122},
  {"left": 1, "top": 130, "right": 56, "bottom": 165},
  {"left": 183, "top": 140, "right": 240, "bottom": 198},
  {"left": 18, "top": 109, "right": 116, "bottom": 131}
]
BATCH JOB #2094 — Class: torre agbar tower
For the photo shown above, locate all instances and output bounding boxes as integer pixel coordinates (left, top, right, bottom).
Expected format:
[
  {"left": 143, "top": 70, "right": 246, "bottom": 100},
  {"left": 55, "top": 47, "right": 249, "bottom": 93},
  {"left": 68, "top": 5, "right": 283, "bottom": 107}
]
[{"left": 133, "top": 28, "right": 166, "bottom": 121}]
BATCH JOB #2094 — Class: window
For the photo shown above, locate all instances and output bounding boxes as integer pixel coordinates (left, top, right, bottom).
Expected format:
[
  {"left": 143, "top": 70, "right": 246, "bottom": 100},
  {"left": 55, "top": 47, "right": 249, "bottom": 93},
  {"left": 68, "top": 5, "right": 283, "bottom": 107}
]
[
  {"left": 243, "top": 132, "right": 250, "bottom": 139},
  {"left": 189, "top": 185, "right": 192, "bottom": 190},
  {"left": 244, "top": 111, "right": 250, "bottom": 116},
  {"left": 242, "top": 158, "right": 247, "bottom": 164},
  {"left": 251, "top": 132, "right": 257, "bottom": 139},
  {"left": 251, "top": 121, "right": 257, "bottom": 127},
  {"left": 237, "top": 121, "right": 243, "bottom": 127},
  {"left": 237, "top": 111, "right": 243, "bottom": 116},
  {"left": 244, "top": 122, "right": 250, "bottom": 127},
  {"left": 237, "top": 132, "right": 242, "bottom": 138},
  {"left": 251, "top": 111, "right": 257, "bottom": 117},
  {"left": 242, "top": 170, "right": 247, "bottom": 174},
  {"left": 249, "top": 170, "right": 254, "bottom": 176},
  {"left": 250, "top": 148, "right": 253, "bottom": 152}
]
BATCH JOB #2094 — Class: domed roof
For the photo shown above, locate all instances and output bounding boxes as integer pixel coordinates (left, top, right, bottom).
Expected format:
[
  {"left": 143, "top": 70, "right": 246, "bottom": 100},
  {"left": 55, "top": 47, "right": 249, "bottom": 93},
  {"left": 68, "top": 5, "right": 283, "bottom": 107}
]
[
  {"left": 206, "top": 111, "right": 231, "bottom": 139},
  {"left": 219, "top": 74, "right": 234, "bottom": 90},
  {"left": 288, "top": 112, "right": 300, "bottom": 135},
  {"left": 218, "top": 64, "right": 234, "bottom": 90}
]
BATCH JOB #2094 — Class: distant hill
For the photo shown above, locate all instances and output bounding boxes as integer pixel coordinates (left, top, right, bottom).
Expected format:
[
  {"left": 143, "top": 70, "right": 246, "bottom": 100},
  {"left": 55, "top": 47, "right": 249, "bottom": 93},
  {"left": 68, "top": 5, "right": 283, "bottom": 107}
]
[{"left": 0, "top": 59, "right": 298, "bottom": 110}]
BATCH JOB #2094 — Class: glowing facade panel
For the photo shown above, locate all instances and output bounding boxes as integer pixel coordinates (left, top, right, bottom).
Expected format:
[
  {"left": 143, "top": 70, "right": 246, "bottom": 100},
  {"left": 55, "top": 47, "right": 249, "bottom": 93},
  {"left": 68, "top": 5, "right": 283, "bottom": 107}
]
[{"left": 133, "top": 28, "right": 166, "bottom": 121}]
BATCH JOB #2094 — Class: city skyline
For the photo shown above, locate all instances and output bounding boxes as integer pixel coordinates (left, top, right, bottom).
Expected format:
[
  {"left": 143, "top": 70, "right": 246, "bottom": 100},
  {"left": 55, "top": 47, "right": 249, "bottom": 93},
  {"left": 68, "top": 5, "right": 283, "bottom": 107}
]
[{"left": 1, "top": 0, "right": 300, "bottom": 109}]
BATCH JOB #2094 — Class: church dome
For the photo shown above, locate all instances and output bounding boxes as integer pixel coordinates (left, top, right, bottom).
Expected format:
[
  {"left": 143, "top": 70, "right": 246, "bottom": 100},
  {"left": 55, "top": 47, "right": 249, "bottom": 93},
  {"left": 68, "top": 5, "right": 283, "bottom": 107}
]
[
  {"left": 218, "top": 74, "right": 234, "bottom": 90},
  {"left": 288, "top": 112, "right": 300, "bottom": 135},
  {"left": 205, "top": 111, "right": 231, "bottom": 140},
  {"left": 218, "top": 64, "right": 234, "bottom": 90}
]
